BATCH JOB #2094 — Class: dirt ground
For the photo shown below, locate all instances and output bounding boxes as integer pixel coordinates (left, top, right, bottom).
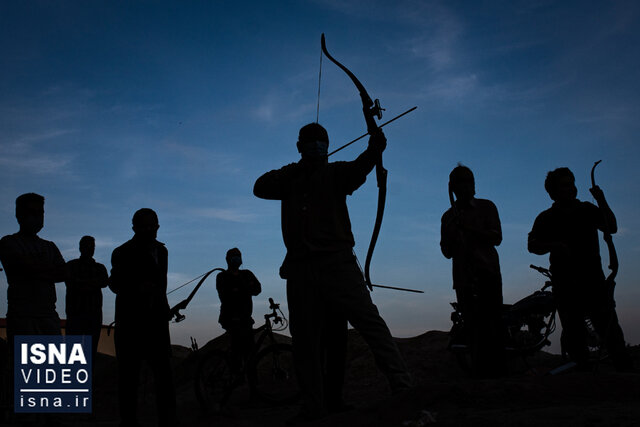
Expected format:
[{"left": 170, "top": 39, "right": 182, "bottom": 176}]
[{"left": 2, "top": 330, "right": 639, "bottom": 426}]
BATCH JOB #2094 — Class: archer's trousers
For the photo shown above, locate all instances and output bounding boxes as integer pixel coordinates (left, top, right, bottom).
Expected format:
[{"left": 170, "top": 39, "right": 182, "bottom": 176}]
[
  {"left": 554, "top": 279, "right": 630, "bottom": 369},
  {"left": 285, "top": 250, "right": 412, "bottom": 415},
  {"left": 455, "top": 273, "right": 505, "bottom": 378}
]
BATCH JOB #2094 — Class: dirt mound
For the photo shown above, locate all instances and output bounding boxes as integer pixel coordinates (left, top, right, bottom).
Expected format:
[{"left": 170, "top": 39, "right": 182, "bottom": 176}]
[
  {"left": 2, "top": 333, "right": 639, "bottom": 426},
  {"left": 312, "top": 331, "right": 640, "bottom": 427}
]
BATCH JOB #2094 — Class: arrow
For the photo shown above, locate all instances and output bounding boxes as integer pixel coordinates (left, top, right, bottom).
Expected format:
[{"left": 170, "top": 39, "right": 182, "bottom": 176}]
[
  {"left": 372, "top": 283, "right": 424, "bottom": 293},
  {"left": 328, "top": 106, "right": 417, "bottom": 157}
]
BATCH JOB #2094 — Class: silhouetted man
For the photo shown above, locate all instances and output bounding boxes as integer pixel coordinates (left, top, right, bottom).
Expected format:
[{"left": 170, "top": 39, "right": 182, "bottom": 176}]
[
  {"left": 528, "top": 167, "right": 631, "bottom": 371},
  {"left": 441, "top": 165, "right": 504, "bottom": 377},
  {"left": 254, "top": 123, "right": 412, "bottom": 422},
  {"left": 0, "top": 193, "right": 65, "bottom": 337},
  {"left": 109, "top": 208, "right": 177, "bottom": 427},
  {"left": 65, "top": 235, "right": 108, "bottom": 359},
  {"left": 0, "top": 193, "right": 65, "bottom": 414},
  {"left": 216, "top": 248, "right": 261, "bottom": 379}
]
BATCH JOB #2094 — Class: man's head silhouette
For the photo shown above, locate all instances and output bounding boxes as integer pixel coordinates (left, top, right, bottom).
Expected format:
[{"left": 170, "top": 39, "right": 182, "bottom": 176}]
[
  {"left": 297, "top": 123, "right": 329, "bottom": 160},
  {"left": 226, "top": 247, "right": 242, "bottom": 271},
  {"left": 132, "top": 208, "right": 159, "bottom": 242},
  {"left": 16, "top": 193, "right": 45, "bottom": 236},
  {"left": 544, "top": 167, "right": 577, "bottom": 202},
  {"left": 449, "top": 165, "right": 475, "bottom": 203},
  {"left": 79, "top": 235, "right": 96, "bottom": 259}
]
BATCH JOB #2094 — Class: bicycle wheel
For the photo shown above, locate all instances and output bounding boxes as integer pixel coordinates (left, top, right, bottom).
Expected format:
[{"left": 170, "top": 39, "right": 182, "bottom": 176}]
[
  {"left": 251, "top": 343, "right": 299, "bottom": 404},
  {"left": 194, "top": 350, "right": 234, "bottom": 412}
]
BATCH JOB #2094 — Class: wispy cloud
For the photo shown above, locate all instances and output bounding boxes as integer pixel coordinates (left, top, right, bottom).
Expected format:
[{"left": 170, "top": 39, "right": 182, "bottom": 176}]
[
  {"left": 314, "top": 1, "right": 477, "bottom": 106},
  {"left": 11, "top": 129, "right": 77, "bottom": 145},
  {"left": 250, "top": 90, "right": 317, "bottom": 125},
  {"left": 315, "top": 0, "right": 462, "bottom": 70},
  {"left": 568, "top": 106, "right": 639, "bottom": 126},
  {"left": 254, "top": 102, "right": 275, "bottom": 122},
  {"left": 94, "top": 236, "right": 122, "bottom": 249},
  {"left": 423, "top": 74, "right": 478, "bottom": 102},
  {"left": 395, "top": 4, "right": 462, "bottom": 71},
  {"left": 190, "top": 207, "right": 258, "bottom": 223},
  {"left": 0, "top": 136, "right": 74, "bottom": 175},
  {"left": 163, "top": 141, "right": 243, "bottom": 175},
  {"left": 107, "top": 103, "right": 163, "bottom": 115},
  {"left": 312, "top": 0, "right": 396, "bottom": 22},
  {"left": 0, "top": 85, "right": 92, "bottom": 177}
]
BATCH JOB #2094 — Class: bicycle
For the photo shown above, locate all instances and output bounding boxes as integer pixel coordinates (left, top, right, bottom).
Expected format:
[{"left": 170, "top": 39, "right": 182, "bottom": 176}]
[{"left": 194, "top": 298, "right": 298, "bottom": 412}]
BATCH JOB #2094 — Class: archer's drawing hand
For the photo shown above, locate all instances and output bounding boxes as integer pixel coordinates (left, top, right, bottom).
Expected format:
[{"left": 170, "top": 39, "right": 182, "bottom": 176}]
[{"left": 368, "top": 129, "right": 387, "bottom": 154}]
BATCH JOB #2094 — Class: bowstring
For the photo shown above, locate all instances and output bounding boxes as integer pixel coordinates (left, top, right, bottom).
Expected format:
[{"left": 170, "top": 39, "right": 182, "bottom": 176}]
[
  {"left": 316, "top": 40, "right": 323, "bottom": 123},
  {"left": 166, "top": 271, "right": 207, "bottom": 296}
]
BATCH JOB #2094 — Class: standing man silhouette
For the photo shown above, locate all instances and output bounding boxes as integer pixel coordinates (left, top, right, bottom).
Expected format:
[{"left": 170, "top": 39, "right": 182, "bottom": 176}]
[
  {"left": 0, "top": 193, "right": 65, "bottom": 413},
  {"left": 0, "top": 193, "right": 65, "bottom": 340},
  {"left": 528, "top": 167, "right": 631, "bottom": 371},
  {"left": 109, "top": 208, "right": 177, "bottom": 427},
  {"left": 216, "top": 248, "right": 261, "bottom": 380},
  {"left": 254, "top": 123, "right": 412, "bottom": 422},
  {"left": 441, "top": 165, "right": 505, "bottom": 377},
  {"left": 66, "top": 235, "right": 108, "bottom": 359}
]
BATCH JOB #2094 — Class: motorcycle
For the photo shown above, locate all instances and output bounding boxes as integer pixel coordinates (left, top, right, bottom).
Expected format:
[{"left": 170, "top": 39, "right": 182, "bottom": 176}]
[{"left": 449, "top": 265, "right": 557, "bottom": 371}]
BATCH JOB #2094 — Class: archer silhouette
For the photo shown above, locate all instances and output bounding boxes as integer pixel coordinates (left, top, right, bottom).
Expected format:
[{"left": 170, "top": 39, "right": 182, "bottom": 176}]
[
  {"left": 109, "top": 208, "right": 178, "bottom": 427},
  {"left": 216, "top": 248, "right": 261, "bottom": 381},
  {"left": 441, "top": 165, "right": 505, "bottom": 377},
  {"left": 254, "top": 123, "right": 412, "bottom": 422},
  {"left": 528, "top": 167, "right": 632, "bottom": 371},
  {"left": 65, "top": 235, "right": 108, "bottom": 359}
]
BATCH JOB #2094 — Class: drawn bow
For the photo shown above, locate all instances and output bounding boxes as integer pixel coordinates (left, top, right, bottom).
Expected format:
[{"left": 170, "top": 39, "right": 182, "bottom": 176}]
[{"left": 321, "top": 34, "right": 387, "bottom": 291}]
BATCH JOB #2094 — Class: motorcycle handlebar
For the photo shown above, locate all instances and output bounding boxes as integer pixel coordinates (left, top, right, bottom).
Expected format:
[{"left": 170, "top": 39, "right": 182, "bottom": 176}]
[
  {"left": 530, "top": 264, "right": 552, "bottom": 282},
  {"left": 530, "top": 264, "right": 550, "bottom": 274}
]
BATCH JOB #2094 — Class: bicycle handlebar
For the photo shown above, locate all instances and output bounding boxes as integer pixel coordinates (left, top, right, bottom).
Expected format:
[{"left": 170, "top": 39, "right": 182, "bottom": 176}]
[{"left": 264, "top": 298, "right": 287, "bottom": 330}]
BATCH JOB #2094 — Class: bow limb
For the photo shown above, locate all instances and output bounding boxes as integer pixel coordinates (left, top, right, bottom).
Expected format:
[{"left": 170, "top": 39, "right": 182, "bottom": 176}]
[
  {"left": 590, "top": 160, "right": 602, "bottom": 188},
  {"left": 590, "top": 161, "right": 618, "bottom": 285},
  {"left": 321, "top": 33, "right": 387, "bottom": 291},
  {"left": 321, "top": 34, "right": 382, "bottom": 133},
  {"left": 364, "top": 163, "right": 387, "bottom": 291},
  {"left": 169, "top": 267, "right": 225, "bottom": 322}
]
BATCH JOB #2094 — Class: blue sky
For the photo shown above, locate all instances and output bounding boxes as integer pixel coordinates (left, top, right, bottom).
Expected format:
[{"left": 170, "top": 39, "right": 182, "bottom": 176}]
[{"left": 1, "top": 0, "right": 639, "bottom": 353}]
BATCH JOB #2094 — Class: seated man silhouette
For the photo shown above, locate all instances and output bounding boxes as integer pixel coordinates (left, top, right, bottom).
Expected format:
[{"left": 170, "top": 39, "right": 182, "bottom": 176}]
[
  {"left": 440, "top": 165, "right": 505, "bottom": 377},
  {"left": 65, "top": 235, "right": 108, "bottom": 359},
  {"left": 216, "top": 248, "right": 261, "bottom": 381},
  {"left": 254, "top": 123, "right": 412, "bottom": 422},
  {"left": 109, "top": 208, "right": 177, "bottom": 427},
  {"left": 528, "top": 167, "right": 631, "bottom": 371}
]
